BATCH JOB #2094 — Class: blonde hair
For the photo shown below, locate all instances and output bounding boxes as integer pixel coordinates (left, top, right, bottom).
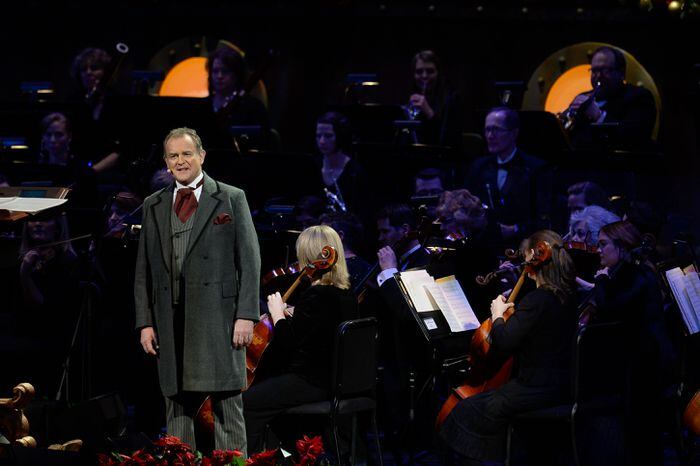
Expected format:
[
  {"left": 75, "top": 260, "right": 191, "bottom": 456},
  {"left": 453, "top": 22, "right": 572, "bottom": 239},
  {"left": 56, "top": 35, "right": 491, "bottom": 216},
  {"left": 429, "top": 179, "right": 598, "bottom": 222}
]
[{"left": 296, "top": 225, "right": 350, "bottom": 290}]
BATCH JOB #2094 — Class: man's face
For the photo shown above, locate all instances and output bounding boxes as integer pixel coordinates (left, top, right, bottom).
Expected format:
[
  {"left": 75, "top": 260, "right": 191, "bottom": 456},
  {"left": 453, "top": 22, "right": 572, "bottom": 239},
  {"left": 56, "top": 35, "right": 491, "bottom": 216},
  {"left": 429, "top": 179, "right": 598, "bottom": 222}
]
[
  {"left": 210, "top": 58, "right": 236, "bottom": 95},
  {"left": 415, "top": 177, "right": 443, "bottom": 197},
  {"left": 164, "top": 135, "right": 205, "bottom": 185},
  {"left": 377, "top": 217, "right": 405, "bottom": 248},
  {"left": 568, "top": 191, "right": 587, "bottom": 213},
  {"left": 414, "top": 59, "right": 438, "bottom": 92},
  {"left": 484, "top": 111, "right": 518, "bottom": 157},
  {"left": 590, "top": 50, "right": 624, "bottom": 98}
]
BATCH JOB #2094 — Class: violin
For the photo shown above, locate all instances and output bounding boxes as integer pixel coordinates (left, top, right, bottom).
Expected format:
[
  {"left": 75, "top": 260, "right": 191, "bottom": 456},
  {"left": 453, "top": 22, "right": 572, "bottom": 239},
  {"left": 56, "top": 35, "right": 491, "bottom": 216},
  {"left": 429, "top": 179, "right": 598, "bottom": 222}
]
[
  {"left": 563, "top": 240, "right": 599, "bottom": 254},
  {"left": 261, "top": 261, "right": 301, "bottom": 287},
  {"left": 435, "top": 241, "right": 553, "bottom": 429}
]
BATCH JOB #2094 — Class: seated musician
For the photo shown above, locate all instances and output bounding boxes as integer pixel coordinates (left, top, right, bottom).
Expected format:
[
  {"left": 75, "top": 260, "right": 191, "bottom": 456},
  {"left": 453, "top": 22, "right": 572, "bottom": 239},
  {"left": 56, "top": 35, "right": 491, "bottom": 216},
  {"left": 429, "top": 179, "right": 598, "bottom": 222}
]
[
  {"left": 589, "top": 220, "right": 675, "bottom": 465},
  {"left": 319, "top": 212, "right": 371, "bottom": 296},
  {"left": 566, "top": 180, "right": 609, "bottom": 215},
  {"left": 465, "top": 107, "right": 551, "bottom": 247},
  {"left": 37, "top": 112, "right": 99, "bottom": 207},
  {"left": 69, "top": 48, "right": 122, "bottom": 172},
  {"left": 565, "top": 205, "right": 619, "bottom": 286},
  {"left": 563, "top": 46, "right": 656, "bottom": 151},
  {"left": 431, "top": 189, "right": 500, "bottom": 319},
  {"left": 315, "top": 112, "right": 370, "bottom": 217},
  {"left": 243, "top": 225, "right": 358, "bottom": 453},
  {"left": 206, "top": 46, "right": 269, "bottom": 126},
  {"left": 405, "top": 50, "right": 461, "bottom": 147},
  {"left": 440, "top": 230, "right": 577, "bottom": 465}
]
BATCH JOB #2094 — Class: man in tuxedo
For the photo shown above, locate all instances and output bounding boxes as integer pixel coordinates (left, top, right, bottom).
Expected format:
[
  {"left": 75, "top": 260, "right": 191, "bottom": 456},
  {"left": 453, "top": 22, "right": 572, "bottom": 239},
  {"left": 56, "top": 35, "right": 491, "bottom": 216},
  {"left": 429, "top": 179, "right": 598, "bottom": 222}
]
[
  {"left": 565, "top": 45, "right": 657, "bottom": 150},
  {"left": 135, "top": 127, "right": 260, "bottom": 454},
  {"left": 466, "top": 107, "right": 551, "bottom": 248}
]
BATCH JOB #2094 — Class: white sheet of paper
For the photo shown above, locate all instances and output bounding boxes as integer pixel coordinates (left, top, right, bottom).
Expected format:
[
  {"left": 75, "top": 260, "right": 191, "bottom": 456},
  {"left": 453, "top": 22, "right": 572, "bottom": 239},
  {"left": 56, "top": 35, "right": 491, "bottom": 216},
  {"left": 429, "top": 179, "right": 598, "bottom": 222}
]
[
  {"left": 424, "top": 282, "right": 462, "bottom": 331},
  {"left": 436, "top": 275, "right": 480, "bottom": 331},
  {"left": 424, "top": 318, "right": 438, "bottom": 330},
  {"left": 666, "top": 267, "right": 699, "bottom": 334},
  {"left": 398, "top": 269, "right": 436, "bottom": 312},
  {"left": 0, "top": 197, "right": 67, "bottom": 213}
]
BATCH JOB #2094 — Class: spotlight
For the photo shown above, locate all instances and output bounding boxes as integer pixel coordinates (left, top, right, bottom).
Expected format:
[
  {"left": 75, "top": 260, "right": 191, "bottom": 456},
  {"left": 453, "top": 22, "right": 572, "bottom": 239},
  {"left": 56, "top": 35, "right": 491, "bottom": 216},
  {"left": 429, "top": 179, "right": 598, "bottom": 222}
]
[{"left": 668, "top": 0, "right": 682, "bottom": 11}]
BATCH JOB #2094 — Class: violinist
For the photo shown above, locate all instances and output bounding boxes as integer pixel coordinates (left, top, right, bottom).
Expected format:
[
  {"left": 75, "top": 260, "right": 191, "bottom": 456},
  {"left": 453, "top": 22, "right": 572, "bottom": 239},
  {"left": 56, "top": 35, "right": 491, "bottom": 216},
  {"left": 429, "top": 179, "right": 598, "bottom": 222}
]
[
  {"left": 243, "top": 225, "right": 357, "bottom": 453},
  {"left": 588, "top": 220, "right": 675, "bottom": 466},
  {"left": 16, "top": 211, "right": 81, "bottom": 391},
  {"left": 431, "top": 189, "right": 500, "bottom": 319},
  {"left": 563, "top": 46, "right": 656, "bottom": 151},
  {"left": 440, "top": 230, "right": 577, "bottom": 465}
]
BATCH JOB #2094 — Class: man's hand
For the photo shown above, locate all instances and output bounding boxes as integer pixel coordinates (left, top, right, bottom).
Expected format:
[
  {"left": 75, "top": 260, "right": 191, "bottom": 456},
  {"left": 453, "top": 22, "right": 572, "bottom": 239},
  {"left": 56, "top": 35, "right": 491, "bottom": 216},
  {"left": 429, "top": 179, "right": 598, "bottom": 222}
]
[
  {"left": 140, "top": 327, "right": 159, "bottom": 355},
  {"left": 232, "top": 319, "right": 254, "bottom": 349},
  {"left": 377, "top": 246, "right": 398, "bottom": 271},
  {"left": 490, "top": 295, "right": 514, "bottom": 321},
  {"left": 569, "top": 94, "right": 602, "bottom": 121}
]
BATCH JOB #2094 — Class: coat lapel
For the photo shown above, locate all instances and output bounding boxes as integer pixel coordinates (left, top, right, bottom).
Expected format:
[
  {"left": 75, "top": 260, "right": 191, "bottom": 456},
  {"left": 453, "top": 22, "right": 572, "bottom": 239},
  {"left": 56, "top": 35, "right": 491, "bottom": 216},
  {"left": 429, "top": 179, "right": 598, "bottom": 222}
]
[
  {"left": 186, "top": 174, "right": 222, "bottom": 259},
  {"left": 151, "top": 185, "right": 174, "bottom": 274}
]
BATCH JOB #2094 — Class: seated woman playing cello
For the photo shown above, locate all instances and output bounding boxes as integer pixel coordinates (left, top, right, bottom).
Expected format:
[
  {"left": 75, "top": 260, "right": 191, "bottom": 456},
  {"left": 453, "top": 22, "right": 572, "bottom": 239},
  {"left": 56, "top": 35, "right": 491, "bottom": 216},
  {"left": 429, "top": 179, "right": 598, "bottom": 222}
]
[
  {"left": 243, "top": 225, "right": 358, "bottom": 453},
  {"left": 439, "top": 230, "right": 577, "bottom": 465}
]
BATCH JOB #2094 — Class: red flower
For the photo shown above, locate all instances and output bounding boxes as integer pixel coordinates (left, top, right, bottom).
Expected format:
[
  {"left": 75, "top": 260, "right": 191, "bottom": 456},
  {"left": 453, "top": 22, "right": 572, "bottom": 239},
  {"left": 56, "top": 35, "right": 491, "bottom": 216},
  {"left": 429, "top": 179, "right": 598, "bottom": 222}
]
[
  {"left": 296, "top": 435, "right": 324, "bottom": 461},
  {"left": 246, "top": 448, "right": 278, "bottom": 466}
]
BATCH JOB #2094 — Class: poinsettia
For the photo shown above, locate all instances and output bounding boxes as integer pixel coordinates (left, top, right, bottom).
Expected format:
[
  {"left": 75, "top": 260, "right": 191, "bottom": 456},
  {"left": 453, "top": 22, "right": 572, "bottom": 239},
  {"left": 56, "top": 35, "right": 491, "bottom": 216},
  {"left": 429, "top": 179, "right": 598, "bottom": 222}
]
[
  {"left": 246, "top": 448, "right": 278, "bottom": 466},
  {"left": 295, "top": 435, "right": 324, "bottom": 466}
]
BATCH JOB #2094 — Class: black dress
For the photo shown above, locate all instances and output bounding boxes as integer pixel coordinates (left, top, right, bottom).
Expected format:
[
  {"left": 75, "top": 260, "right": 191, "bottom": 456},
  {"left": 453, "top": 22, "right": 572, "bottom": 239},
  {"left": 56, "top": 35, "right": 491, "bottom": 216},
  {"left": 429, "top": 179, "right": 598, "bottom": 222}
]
[
  {"left": 243, "top": 285, "right": 357, "bottom": 452},
  {"left": 440, "top": 287, "right": 576, "bottom": 461}
]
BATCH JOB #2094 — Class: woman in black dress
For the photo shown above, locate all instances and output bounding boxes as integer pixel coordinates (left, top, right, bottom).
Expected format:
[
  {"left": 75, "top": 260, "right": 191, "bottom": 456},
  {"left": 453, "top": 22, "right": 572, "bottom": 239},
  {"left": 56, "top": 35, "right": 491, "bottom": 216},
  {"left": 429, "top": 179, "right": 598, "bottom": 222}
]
[
  {"left": 243, "top": 225, "right": 358, "bottom": 453},
  {"left": 440, "top": 229, "right": 577, "bottom": 464}
]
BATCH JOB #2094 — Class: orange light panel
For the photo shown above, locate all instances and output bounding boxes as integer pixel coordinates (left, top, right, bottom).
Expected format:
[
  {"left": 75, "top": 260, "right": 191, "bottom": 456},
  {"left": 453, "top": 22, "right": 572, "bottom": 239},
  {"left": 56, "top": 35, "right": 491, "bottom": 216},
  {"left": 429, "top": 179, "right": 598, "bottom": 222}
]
[
  {"left": 545, "top": 65, "right": 592, "bottom": 114},
  {"left": 159, "top": 57, "right": 209, "bottom": 98}
]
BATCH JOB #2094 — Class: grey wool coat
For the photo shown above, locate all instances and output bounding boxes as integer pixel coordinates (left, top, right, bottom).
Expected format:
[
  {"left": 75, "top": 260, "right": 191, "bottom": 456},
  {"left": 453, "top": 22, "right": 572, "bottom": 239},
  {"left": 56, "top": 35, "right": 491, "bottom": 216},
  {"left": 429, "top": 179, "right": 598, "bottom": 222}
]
[{"left": 134, "top": 173, "right": 261, "bottom": 397}]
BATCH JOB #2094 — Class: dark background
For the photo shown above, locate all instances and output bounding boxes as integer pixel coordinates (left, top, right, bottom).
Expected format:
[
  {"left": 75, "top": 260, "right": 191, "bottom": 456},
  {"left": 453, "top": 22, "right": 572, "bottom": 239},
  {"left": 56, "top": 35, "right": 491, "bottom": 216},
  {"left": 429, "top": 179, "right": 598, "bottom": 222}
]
[{"left": 1, "top": 0, "right": 698, "bottom": 217}]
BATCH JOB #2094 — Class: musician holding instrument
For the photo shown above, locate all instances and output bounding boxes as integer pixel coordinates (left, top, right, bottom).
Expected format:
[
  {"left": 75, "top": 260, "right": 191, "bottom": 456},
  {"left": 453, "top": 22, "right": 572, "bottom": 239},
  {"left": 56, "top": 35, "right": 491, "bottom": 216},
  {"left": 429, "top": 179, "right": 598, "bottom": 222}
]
[
  {"left": 135, "top": 127, "right": 260, "bottom": 454},
  {"left": 466, "top": 107, "right": 551, "bottom": 246},
  {"left": 588, "top": 220, "right": 675, "bottom": 465},
  {"left": 405, "top": 50, "right": 461, "bottom": 147},
  {"left": 562, "top": 46, "right": 656, "bottom": 150},
  {"left": 69, "top": 47, "right": 125, "bottom": 172},
  {"left": 243, "top": 225, "right": 357, "bottom": 453},
  {"left": 440, "top": 230, "right": 577, "bottom": 465}
]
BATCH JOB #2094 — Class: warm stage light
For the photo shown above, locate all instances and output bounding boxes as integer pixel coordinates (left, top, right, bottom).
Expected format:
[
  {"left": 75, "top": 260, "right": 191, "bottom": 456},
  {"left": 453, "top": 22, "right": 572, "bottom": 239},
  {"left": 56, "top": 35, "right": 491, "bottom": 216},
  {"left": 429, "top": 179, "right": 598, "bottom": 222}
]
[
  {"left": 159, "top": 57, "right": 209, "bottom": 98},
  {"left": 668, "top": 0, "right": 681, "bottom": 11},
  {"left": 544, "top": 65, "right": 592, "bottom": 115}
]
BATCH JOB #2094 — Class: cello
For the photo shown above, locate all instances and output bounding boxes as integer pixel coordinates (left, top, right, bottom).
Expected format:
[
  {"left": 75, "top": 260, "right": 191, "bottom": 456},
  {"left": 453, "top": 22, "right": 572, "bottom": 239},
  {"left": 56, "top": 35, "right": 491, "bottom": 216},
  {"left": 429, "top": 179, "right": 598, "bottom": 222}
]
[
  {"left": 194, "top": 245, "right": 338, "bottom": 439},
  {"left": 435, "top": 241, "right": 552, "bottom": 429}
]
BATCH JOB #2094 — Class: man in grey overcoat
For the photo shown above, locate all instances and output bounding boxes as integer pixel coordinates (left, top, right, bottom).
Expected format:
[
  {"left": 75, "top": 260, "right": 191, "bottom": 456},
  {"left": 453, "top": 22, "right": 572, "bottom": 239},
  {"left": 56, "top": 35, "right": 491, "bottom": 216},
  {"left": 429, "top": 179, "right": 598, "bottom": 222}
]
[{"left": 135, "top": 127, "right": 260, "bottom": 454}]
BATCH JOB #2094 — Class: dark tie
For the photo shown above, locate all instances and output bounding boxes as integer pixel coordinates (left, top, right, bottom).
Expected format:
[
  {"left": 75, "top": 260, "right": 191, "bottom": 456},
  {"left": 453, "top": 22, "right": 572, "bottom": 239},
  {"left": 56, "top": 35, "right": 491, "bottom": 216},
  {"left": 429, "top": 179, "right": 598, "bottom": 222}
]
[{"left": 174, "top": 180, "right": 203, "bottom": 223}]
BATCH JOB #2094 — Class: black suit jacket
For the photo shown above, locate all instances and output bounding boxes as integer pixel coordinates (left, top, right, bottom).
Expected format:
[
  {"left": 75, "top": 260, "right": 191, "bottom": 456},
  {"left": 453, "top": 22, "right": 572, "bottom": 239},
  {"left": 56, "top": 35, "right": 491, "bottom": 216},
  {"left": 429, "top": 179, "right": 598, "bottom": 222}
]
[
  {"left": 465, "top": 149, "right": 551, "bottom": 243},
  {"left": 569, "top": 83, "right": 656, "bottom": 150}
]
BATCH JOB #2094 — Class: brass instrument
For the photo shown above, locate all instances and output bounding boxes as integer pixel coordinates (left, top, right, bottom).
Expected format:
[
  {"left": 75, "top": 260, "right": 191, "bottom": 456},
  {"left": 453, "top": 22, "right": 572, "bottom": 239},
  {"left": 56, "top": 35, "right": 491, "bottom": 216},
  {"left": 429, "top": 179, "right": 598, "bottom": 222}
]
[{"left": 559, "top": 81, "right": 601, "bottom": 132}]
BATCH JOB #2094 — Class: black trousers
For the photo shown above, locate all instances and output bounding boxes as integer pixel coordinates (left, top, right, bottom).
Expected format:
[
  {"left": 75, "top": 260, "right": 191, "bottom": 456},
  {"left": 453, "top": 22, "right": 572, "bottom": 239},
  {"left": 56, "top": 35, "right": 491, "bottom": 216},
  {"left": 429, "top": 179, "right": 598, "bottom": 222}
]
[{"left": 242, "top": 373, "right": 328, "bottom": 453}]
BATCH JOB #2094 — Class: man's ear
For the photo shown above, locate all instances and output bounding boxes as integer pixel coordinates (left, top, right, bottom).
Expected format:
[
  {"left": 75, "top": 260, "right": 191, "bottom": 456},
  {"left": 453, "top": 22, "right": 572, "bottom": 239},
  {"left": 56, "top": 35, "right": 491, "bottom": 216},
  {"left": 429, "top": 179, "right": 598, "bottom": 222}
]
[{"left": 200, "top": 149, "right": 207, "bottom": 162}]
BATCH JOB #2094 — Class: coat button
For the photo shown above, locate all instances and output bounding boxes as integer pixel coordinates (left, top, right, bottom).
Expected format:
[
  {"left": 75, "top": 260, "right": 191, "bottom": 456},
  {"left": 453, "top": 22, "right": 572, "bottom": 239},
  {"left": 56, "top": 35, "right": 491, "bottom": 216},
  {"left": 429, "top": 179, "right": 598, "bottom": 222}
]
[
  {"left": 203, "top": 256, "right": 208, "bottom": 260},
  {"left": 204, "top": 282, "right": 209, "bottom": 286}
]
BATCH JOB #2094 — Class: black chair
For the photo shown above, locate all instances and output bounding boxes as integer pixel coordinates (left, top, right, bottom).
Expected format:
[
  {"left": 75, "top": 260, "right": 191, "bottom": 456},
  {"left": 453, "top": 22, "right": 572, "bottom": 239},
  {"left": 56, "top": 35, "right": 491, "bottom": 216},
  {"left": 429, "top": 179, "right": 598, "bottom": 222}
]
[
  {"left": 283, "top": 317, "right": 383, "bottom": 466},
  {"left": 505, "top": 321, "right": 626, "bottom": 466}
]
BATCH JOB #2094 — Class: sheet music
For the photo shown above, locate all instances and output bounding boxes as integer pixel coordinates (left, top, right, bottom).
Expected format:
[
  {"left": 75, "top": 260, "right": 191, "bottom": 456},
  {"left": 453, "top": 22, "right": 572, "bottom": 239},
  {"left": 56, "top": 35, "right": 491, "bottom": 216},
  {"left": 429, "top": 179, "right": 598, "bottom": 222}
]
[
  {"left": 397, "top": 269, "right": 436, "bottom": 312},
  {"left": 435, "top": 276, "right": 480, "bottom": 331},
  {"left": 0, "top": 197, "right": 67, "bottom": 213},
  {"left": 424, "top": 282, "right": 461, "bottom": 331},
  {"left": 666, "top": 267, "right": 700, "bottom": 334}
]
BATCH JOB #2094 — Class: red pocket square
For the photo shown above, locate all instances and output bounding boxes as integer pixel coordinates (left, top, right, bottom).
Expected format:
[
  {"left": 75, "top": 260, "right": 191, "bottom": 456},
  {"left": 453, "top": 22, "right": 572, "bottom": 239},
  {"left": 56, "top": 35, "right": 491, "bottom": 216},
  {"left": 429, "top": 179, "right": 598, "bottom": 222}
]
[{"left": 214, "top": 213, "right": 232, "bottom": 225}]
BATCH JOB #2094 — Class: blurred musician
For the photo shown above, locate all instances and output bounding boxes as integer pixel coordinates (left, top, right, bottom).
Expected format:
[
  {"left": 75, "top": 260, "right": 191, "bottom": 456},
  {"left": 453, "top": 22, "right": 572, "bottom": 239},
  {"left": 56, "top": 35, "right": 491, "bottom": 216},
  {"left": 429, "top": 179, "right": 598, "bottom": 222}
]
[
  {"left": 565, "top": 205, "right": 619, "bottom": 287},
  {"left": 566, "top": 180, "right": 610, "bottom": 215},
  {"left": 562, "top": 46, "right": 656, "bottom": 151},
  {"left": 320, "top": 212, "right": 371, "bottom": 296}
]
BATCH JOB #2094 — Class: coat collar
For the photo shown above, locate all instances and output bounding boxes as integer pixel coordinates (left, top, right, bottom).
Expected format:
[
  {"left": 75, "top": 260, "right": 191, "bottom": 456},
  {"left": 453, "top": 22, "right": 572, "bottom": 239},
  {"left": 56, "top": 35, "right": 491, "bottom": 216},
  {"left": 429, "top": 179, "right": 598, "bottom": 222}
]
[{"left": 150, "top": 172, "right": 223, "bottom": 272}]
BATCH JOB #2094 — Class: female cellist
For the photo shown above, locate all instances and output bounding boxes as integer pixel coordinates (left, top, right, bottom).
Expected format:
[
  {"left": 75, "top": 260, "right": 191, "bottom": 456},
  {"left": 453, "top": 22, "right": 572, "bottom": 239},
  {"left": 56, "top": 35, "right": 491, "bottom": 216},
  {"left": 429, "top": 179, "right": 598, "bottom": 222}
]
[
  {"left": 439, "top": 230, "right": 577, "bottom": 465},
  {"left": 242, "top": 225, "right": 358, "bottom": 453}
]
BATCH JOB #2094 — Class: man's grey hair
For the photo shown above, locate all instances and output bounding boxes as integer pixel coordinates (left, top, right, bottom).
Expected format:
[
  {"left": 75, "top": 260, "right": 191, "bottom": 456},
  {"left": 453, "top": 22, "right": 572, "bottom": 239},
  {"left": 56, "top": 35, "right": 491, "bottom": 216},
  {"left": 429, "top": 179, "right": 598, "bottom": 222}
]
[{"left": 163, "top": 127, "right": 204, "bottom": 156}]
